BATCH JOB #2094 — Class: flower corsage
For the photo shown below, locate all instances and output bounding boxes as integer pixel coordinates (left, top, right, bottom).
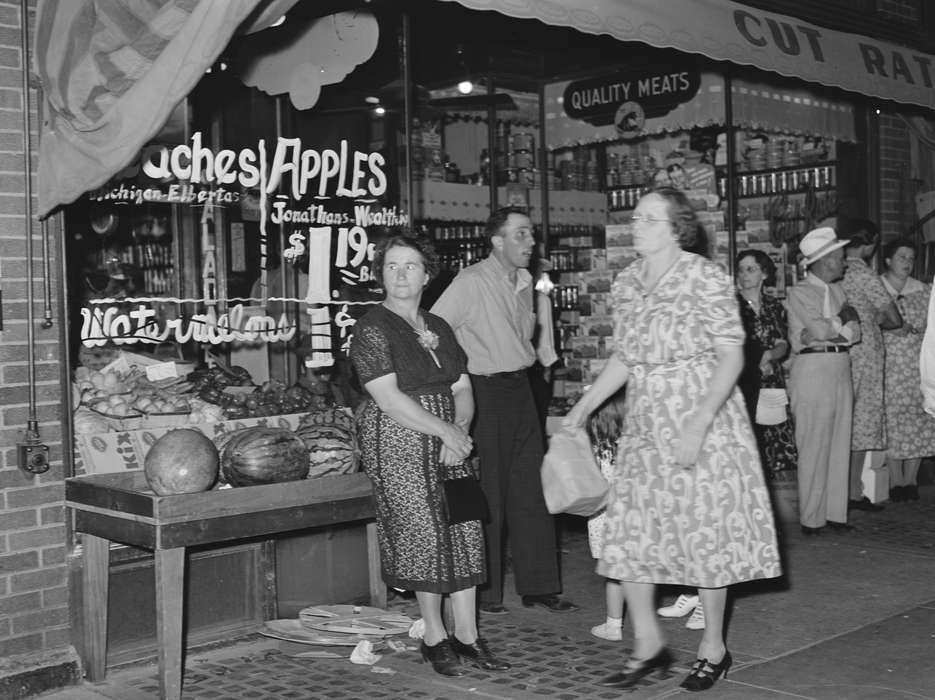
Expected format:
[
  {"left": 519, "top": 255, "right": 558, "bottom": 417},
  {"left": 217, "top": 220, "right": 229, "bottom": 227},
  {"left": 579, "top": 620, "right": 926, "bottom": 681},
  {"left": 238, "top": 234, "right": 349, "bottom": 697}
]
[{"left": 415, "top": 327, "right": 441, "bottom": 368}]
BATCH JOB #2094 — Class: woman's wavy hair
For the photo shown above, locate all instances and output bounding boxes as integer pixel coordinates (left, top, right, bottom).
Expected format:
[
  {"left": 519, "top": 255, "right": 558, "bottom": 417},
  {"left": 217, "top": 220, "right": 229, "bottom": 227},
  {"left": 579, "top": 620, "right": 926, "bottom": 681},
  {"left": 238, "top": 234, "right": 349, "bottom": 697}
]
[
  {"left": 652, "top": 186, "right": 702, "bottom": 252},
  {"left": 371, "top": 233, "right": 440, "bottom": 291},
  {"left": 882, "top": 237, "right": 917, "bottom": 264},
  {"left": 735, "top": 248, "right": 777, "bottom": 287}
]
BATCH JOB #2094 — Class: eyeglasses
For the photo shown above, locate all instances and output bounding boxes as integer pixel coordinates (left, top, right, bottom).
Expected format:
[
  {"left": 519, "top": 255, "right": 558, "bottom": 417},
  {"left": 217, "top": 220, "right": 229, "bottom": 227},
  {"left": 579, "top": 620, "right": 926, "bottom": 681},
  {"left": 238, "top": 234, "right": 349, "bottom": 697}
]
[
  {"left": 385, "top": 262, "right": 423, "bottom": 273},
  {"left": 631, "top": 213, "right": 671, "bottom": 225}
]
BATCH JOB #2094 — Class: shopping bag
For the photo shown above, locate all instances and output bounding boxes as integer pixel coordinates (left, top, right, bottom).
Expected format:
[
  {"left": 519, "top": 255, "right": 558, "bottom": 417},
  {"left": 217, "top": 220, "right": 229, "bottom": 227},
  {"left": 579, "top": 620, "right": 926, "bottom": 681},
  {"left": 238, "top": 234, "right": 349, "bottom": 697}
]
[
  {"left": 755, "top": 387, "right": 789, "bottom": 426},
  {"left": 540, "top": 427, "right": 610, "bottom": 516}
]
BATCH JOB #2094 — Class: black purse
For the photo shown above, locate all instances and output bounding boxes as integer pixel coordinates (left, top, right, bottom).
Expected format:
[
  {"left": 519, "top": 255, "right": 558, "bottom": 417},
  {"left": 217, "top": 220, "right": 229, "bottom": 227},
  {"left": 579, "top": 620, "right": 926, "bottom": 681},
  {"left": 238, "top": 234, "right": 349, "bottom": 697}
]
[{"left": 442, "top": 477, "right": 489, "bottom": 524}]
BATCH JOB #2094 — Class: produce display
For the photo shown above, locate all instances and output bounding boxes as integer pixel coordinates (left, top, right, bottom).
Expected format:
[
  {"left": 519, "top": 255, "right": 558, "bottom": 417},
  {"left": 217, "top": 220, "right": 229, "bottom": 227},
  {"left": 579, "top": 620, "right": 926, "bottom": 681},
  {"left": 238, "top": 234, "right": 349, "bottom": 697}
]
[
  {"left": 144, "top": 429, "right": 220, "bottom": 495},
  {"left": 73, "top": 362, "right": 335, "bottom": 429},
  {"left": 72, "top": 356, "right": 363, "bottom": 488}
]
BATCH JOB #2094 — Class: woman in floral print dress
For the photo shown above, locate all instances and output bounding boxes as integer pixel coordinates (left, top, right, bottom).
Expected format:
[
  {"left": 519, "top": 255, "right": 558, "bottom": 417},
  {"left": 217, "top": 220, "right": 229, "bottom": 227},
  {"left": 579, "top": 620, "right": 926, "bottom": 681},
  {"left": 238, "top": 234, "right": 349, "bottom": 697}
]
[
  {"left": 880, "top": 238, "right": 935, "bottom": 501},
  {"left": 564, "top": 188, "right": 781, "bottom": 693}
]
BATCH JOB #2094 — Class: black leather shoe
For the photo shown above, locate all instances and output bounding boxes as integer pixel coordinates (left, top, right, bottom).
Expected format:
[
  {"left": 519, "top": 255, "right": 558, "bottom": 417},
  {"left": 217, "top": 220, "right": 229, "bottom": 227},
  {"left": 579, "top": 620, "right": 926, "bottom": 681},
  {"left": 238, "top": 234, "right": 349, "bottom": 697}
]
[
  {"left": 800, "top": 525, "right": 824, "bottom": 536},
  {"left": 826, "top": 521, "right": 855, "bottom": 533},
  {"left": 597, "top": 647, "right": 673, "bottom": 688},
  {"left": 478, "top": 602, "right": 508, "bottom": 615},
  {"left": 420, "top": 639, "right": 464, "bottom": 677},
  {"left": 680, "top": 650, "right": 732, "bottom": 691},
  {"left": 906, "top": 485, "right": 920, "bottom": 501},
  {"left": 849, "top": 497, "right": 884, "bottom": 512},
  {"left": 890, "top": 486, "right": 905, "bottom": 502},
  {"left": 450, "top": 636, "right": 511, "bottom": 671},
  {"left": 521, "top": 595, "right": 579, "bottom": 613}
]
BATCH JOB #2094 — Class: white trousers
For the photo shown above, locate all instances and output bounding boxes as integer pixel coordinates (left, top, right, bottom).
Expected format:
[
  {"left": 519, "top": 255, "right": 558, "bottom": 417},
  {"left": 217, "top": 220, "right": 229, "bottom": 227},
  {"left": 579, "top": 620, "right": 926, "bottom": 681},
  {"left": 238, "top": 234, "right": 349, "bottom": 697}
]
[{"left": 788, "top": 353, "right": 853, "bottom": 527}]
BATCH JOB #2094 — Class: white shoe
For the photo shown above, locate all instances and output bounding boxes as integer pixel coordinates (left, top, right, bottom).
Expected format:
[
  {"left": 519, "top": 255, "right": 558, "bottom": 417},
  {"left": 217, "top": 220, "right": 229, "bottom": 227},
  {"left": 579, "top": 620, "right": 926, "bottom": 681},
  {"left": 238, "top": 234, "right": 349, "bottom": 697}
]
[
  {"left": 685, "top": 602, "right": 705, "bottom": 630},
  {"left": 657, "top": 594, "right": 698, "bottom": 618},
  {"left": 590, "top": 621, "right": 623, "bottom": 641}
]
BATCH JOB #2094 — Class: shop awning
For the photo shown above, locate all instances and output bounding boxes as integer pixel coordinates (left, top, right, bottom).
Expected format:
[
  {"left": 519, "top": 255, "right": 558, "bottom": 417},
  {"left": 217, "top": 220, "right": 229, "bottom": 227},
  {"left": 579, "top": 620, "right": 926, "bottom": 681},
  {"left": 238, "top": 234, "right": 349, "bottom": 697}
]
[
  {"left": 34, "top": 0, "right": 298, "bottom": 218},
  {"left": 442, "top": 0, "right": 935, "bottom": 112}
]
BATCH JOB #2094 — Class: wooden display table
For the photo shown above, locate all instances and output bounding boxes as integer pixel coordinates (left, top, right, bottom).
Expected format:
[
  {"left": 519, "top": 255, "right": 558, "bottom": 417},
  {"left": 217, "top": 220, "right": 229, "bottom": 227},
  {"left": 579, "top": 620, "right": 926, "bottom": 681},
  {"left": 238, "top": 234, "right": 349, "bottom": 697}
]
[{"left": 65, "top": 471, "right": 382, "bottom": 700}]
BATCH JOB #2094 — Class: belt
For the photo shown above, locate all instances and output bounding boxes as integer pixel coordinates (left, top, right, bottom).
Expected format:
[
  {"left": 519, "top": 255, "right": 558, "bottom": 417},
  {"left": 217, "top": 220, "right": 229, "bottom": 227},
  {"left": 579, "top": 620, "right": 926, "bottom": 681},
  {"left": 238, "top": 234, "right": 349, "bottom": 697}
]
[
  {"left": 800, "top": 345, "right": 849, "bottom": 354},
  {"left": 472, "top": 369, "right": 528, "bottom": 379}
]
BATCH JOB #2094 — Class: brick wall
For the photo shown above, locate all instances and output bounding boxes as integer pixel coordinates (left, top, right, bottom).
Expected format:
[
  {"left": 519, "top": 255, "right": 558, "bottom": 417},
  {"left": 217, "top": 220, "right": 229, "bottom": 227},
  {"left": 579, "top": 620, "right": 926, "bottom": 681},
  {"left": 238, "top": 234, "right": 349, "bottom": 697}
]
[
  {"left": 0, "top": 0, "right": 75, "bottom": 685},
  {"left": 874, "top": 0, "right": 930, "bottom": 260}
]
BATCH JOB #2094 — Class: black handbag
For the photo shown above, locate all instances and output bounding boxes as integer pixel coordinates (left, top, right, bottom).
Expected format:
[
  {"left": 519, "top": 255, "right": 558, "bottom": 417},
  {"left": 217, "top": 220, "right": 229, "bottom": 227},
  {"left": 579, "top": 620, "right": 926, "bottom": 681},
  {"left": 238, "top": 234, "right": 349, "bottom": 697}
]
[{"left": 442, "top": 477, "right": 490, "bottom": 524}]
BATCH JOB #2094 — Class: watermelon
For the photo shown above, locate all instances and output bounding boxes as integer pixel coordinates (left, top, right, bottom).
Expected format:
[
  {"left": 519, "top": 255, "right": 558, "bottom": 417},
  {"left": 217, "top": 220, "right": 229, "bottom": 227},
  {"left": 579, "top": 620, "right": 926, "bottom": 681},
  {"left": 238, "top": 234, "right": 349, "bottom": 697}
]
[
  {"left": 144, "top": 429, "right": 219, "bottom": 495},
  {"left": 220, "top": 427, "right": 309, "bottom": 486},
  {"left": 298, "top": 406, "right": 355, "bottom": 434},
  {"left": 296, "top": 417, "right": 359, "bottom": 479}
]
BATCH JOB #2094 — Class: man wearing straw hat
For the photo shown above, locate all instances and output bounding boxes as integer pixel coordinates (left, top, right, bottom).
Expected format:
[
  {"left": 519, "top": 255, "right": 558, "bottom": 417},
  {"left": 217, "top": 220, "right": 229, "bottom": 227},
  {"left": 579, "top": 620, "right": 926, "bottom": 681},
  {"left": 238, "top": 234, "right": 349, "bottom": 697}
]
[{"left": 785, "top": 227, "right": 862, "bottom": 536}]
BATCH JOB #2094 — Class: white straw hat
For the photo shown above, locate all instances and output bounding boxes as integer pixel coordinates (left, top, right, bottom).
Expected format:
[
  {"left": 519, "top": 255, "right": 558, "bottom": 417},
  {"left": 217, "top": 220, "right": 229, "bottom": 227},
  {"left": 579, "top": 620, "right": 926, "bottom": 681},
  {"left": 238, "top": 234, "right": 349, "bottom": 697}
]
[{"left": 799, "top": 227, "right": 848, "bottom": 266}]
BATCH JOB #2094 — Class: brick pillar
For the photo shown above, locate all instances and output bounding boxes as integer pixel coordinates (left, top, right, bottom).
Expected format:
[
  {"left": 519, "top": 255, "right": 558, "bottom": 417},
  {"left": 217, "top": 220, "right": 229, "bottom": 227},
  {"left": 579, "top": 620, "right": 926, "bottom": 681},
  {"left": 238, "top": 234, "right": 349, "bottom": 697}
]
[{"left": 0, "top": 0, "right": 81, "bottom": 695}]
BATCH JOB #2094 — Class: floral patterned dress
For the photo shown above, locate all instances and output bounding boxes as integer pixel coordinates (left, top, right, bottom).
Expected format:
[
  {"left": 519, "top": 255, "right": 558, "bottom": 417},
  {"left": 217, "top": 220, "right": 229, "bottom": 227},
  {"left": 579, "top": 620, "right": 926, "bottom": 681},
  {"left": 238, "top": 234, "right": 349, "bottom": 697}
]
[
  {"left": 597, "top": 252, "right": 781, "bottom": 588},
  {"left": 350, "top": 305, "right": 485, "bottom": 593},
  {"left": 881, "top": 277, "right": 935, "bottom": 459},
  {"left": 842, "top": 258, "right": 892, "bottom": 451},
  {"left": 737, "top": 292, "right": 798, "bottom": 481}
]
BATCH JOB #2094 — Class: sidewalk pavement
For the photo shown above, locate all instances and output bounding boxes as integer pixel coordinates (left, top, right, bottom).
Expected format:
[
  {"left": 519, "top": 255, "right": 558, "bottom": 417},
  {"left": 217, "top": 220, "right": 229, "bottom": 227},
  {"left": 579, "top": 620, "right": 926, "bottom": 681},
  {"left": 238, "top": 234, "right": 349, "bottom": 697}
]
[{"left": 36, "top": 484, "right": 935, "bottom": 699}]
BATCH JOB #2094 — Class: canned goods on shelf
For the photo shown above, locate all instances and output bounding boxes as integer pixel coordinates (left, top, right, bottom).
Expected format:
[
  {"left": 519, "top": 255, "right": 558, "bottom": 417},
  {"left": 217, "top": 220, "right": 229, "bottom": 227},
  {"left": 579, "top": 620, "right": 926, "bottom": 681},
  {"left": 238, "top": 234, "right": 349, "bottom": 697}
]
[{"left": 511, "top": 133, "right": 535, "bottom": 152}]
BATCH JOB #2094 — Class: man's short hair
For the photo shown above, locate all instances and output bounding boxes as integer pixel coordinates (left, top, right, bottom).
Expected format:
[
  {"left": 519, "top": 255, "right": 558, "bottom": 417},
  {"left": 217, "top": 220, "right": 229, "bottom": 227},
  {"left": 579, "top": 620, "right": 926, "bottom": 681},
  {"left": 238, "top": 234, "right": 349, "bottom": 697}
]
[{"left": 486, "top": 206, "right": 530, "bottom": 242}]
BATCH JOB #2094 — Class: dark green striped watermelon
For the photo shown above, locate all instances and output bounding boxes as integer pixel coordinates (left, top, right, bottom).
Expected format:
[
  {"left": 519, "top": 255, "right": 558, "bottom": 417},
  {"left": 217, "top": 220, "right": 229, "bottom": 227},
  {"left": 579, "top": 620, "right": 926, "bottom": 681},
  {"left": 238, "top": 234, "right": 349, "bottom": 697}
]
[
  {"left": 220, "top": 427, "right": 309, "bottom": 486},
  {"left": 296, "top": 419, "right": 358, "bottom": 479}
]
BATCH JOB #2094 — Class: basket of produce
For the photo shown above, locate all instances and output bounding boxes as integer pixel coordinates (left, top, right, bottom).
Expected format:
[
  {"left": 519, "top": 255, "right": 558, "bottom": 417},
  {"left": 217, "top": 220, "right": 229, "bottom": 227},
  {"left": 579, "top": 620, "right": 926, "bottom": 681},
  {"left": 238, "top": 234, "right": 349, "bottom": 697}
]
[{"left": 86, "top": 396, "right": 144, "bottom": 430}]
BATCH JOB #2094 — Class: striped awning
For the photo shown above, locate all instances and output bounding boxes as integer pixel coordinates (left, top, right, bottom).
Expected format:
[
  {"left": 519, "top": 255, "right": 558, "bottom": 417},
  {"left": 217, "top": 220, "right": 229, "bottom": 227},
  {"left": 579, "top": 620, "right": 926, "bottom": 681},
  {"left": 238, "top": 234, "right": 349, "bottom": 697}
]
[{"left": 442, "top": 0, "right": 935, "bottom": 112}]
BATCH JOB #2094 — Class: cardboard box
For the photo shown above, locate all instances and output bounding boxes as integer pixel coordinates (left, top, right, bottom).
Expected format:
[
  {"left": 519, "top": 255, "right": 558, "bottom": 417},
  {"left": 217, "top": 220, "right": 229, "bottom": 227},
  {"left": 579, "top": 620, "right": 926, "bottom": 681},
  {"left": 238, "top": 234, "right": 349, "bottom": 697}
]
[
  {"left": 567, "top": 335, "right": 601, "bottom": 359},
  {"left": 580, "top": 315, "right": 615, "bottom": 337},
  {"left": 580, "top": 270, "right": 615, "bottom": 295},
  {"left": 606, "top": 246, "right": 638, "bottom": 271}
]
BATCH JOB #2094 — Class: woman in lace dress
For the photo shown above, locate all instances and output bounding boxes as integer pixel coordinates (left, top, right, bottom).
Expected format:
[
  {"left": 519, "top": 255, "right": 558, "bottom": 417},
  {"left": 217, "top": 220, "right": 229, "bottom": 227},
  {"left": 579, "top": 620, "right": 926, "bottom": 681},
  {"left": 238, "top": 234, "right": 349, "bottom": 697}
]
[
  {"left": 880, "top": 238, "right": 935, "bottom": 501},
  {"left": 735, "top": 249, "right": 797, "bottom": 481},
  {"left": 350, "top": 235, "right": 508, "bottom": 676},
  {"left": 564, "top": 188, "right": 781, "bottom": 692}
]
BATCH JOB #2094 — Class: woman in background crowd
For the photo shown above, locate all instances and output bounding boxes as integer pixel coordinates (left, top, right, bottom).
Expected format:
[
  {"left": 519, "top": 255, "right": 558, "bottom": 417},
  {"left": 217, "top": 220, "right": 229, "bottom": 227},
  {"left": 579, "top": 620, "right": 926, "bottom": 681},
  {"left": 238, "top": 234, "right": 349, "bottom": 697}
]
[
  {"left": 350, "top": 235, "right": 509, "bottom": 677},
  {"left": 880, "top": 238, "right": 935, "bottom": 501},
  {"left": 735, "top": 249, "right": 797, "bottom": 479},
  {"left": 565, "top": 187, "right": 781, "bottom": 692},
  {"left": 840, "top": 219, "right": 902, "bottom": 512}
]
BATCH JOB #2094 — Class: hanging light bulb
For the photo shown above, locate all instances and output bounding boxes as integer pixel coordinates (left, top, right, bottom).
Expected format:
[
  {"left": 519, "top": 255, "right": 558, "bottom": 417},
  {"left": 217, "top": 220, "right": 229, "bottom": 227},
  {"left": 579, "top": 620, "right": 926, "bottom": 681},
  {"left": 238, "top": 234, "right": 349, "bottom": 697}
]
[{"left": 455, "top": 45, "right": 472, "bottom": 95}]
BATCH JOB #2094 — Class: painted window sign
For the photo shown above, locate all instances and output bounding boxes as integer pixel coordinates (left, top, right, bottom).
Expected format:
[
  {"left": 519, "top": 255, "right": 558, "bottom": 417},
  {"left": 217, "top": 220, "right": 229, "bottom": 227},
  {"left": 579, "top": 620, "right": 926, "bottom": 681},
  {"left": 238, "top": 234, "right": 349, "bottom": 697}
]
[{"left": 80, "top": 132, "right": 407, "bottom": 368}]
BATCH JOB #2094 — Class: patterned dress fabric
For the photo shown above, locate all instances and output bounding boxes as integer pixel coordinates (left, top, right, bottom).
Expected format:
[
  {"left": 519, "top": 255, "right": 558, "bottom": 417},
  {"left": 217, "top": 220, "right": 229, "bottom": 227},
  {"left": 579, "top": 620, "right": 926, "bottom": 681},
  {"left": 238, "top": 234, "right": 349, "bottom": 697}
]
[
  {"left": 596, "top": 252, "right": 781, "bottom": 588},
  {"left": 882, "top": 280, "right": 935, "bottom": 459},
  {"left": 350, "top": 305, "right": 485, "bottom": 593},
  {"left": 737, "top": 292, "right": 798, "bottom": 481},
  {"left": 842, "top": 258, "right": 891, "bottom": 450}
]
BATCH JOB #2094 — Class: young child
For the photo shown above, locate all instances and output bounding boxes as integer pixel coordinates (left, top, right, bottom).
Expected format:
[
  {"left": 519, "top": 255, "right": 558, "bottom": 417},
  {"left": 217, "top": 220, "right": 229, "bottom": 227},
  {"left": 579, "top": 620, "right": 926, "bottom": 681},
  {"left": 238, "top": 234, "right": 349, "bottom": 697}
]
[{"left": 586, "top": 390, "right": 626, "bottom": 640}]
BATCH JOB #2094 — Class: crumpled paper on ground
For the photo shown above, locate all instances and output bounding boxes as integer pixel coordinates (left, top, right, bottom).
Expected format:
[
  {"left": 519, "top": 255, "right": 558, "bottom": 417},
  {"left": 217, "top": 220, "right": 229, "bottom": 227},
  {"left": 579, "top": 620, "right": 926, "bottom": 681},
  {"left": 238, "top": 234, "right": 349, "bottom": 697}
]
[
  {"left": 349, "top": 639, "right": 381, "bottom": 665},
  {"left": 408, "top": 618, "right": 425, "bottom": 639}
]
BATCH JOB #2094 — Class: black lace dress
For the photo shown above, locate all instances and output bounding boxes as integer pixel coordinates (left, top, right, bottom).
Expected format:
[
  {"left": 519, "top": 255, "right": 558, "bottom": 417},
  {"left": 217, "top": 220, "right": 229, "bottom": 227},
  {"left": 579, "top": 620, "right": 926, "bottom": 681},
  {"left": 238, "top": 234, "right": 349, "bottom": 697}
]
[
  {"left": 349, "top": 305, "right": 486, "bottom": 593},
  {"left": 737, "top": 292, "right": 798, "bottom": 481}
]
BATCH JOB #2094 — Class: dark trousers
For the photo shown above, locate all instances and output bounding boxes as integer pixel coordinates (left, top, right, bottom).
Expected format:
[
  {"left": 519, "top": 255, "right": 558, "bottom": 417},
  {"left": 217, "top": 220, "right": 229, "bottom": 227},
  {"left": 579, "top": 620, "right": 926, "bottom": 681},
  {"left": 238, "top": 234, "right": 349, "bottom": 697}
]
[{"left": 470, "top": 372, "right": 561, "bottom": 604}]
